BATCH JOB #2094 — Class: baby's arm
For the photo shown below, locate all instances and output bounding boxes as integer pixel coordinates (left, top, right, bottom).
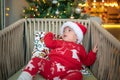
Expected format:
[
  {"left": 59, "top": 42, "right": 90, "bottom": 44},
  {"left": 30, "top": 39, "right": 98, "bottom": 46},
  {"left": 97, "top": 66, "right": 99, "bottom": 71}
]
[
  {"left": 44, "top": 32, "right": 62, "bottom": 49},
  {"left": 80, "top": 44, "right": 98, "bottom": 66}
]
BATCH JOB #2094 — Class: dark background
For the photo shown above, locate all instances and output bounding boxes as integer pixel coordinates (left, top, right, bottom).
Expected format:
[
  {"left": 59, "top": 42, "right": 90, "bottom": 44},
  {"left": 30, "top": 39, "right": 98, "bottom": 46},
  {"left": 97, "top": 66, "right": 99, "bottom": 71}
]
[{"left": 105, "top": 28, "right": 120, "bottom": 41}]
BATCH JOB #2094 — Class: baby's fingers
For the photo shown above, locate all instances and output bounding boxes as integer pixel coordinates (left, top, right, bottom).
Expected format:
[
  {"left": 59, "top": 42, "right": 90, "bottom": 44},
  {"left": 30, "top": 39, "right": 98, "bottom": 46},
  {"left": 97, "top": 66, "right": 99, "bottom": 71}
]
[{"left": 93, "top": 43, "right": 98, "bottom": 53}]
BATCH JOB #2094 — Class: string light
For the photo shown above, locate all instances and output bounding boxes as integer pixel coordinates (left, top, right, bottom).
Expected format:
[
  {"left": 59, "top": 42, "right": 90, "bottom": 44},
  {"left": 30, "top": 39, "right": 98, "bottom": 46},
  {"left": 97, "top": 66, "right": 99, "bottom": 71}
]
[
  {"left": 5, "top": 13, "right": 9, "bottom": 16},
  {"left": 102, "top": 0, "right": 104, "bottom": 3},
  {"left": 70, "top": 14, "right": 74, "bottom": 19},
  {"left": 23, "top": 10, "right": 25, "bottom": 13},
  {"left": 6, "top": 8, "right": 10, "bottom": 11},
  {"left": 5, "top": 7, "right": 10, "bottom": 17},
  {"left": 93, "top": 0, "right": 96, "bottom": 2}
]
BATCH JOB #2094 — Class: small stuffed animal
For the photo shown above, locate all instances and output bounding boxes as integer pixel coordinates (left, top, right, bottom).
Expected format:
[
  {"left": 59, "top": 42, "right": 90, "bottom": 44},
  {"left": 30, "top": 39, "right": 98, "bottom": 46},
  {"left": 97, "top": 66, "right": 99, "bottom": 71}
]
[{"left": 32, "top": 31, "right": 49, "bottom": 59}]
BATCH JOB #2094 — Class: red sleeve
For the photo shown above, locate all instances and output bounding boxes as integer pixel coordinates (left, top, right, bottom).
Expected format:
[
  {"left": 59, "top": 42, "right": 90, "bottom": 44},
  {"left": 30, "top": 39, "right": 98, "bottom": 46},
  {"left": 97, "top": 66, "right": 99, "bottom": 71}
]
[
  {"left": 44, "top": 32, "right": 62, "bottom": 49},
  {"left": 79, "top": 46, "right": 96, "bottom": 66}
]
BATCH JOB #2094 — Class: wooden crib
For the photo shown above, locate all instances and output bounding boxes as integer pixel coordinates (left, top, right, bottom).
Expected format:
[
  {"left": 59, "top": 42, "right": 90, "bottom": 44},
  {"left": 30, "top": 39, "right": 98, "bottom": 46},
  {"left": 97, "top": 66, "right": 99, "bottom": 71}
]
[{"left": 0, "top": 18, "right": 120, "bottom": 80}]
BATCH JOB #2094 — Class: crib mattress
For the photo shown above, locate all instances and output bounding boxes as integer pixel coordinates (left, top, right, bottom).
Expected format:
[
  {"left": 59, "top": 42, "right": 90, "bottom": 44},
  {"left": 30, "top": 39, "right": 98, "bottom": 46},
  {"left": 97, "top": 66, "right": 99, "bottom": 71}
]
[{"left": 8, "top": 67, "right": 97, "bottom": 80}]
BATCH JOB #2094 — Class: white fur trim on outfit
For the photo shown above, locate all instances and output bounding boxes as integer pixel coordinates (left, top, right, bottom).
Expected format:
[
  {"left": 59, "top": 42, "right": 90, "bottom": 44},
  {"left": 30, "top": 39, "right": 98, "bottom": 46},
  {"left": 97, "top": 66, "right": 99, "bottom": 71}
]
[{"left": 17, "top": 72, "right": 32, "bottom": 80}]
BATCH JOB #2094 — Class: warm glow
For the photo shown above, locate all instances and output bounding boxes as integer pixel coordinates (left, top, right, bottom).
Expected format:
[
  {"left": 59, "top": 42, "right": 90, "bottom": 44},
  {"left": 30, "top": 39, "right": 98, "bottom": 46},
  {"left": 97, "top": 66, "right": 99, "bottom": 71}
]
[
  {"left": 103, "top": 2, "right": 118, "bottom": 7},
  {"left": 64, "top": 11, "right": 66, "bottom": 13},
  {"left": 102, "top": 24, "right": 120, "bottom": 28},
  {"left": 37, "top": 14, "right": 40, "bottom": 16},
  {"left": 31, "top": 8, "right": 34, "bottom": 10},
  {"left": 93, "top": 0, "right": 96, "bottom": 2},
  {"left": 92, "top": 2, "right": 96, "bottom": 6},
  {"left": 78, "top": 3, "right": 87, "bottom": 7},
  {"left": 102, "top": 0, "right": 104, "bottom": 2},
  {"left": 6, "top": 8, "right": 10, "bottom": 11},
  {"left": 35, "top": 9, "right": 38, "bottom": 11},
  {"left": 111, "top": 2, "right": 118, "bottom": 7},
  {"left": 5, "top": 13, "right": 9, "bottom": 16},
  {"left": 51, "top": 15, "right": 53, "bottom": 18},
  {"left": 70, "top": 14, "right": 74, "bottom": 19},
  {"left": 47, "top": 13, "right": 49, "bottom": 16},
  {"left": 23, "top": 10, "right": 25, "bottom": 13},
  {"left": 93, "top": 5, "right": 96, "bottom": 8},
  {"left": 25, "top": 16, "right": 27, "bottom": 19}
]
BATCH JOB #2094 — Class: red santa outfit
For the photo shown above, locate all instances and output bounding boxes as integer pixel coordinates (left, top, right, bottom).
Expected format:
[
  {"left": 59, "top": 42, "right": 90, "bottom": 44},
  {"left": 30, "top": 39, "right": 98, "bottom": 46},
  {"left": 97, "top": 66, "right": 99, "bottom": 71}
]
[{"left": 17, "top": 22, "right": 96, "bottom": 80}]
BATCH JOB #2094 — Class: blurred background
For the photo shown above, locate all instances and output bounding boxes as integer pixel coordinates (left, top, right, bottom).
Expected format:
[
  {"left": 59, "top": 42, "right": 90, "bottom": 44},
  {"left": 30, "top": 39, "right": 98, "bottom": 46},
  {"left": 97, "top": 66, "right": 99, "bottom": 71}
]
[{"left": 0, "top": 0, "right": 120, "bottom": 41}]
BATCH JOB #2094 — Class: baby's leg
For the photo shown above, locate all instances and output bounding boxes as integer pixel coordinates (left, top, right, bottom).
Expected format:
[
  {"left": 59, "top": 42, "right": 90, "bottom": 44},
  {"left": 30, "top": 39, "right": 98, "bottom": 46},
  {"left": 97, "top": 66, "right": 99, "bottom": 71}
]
[
  {"left": 62, "top": 70, "right": 82, "bottom": 80},
  {"left": 17, "top": 57, "right": 48, "bottom": 80}
]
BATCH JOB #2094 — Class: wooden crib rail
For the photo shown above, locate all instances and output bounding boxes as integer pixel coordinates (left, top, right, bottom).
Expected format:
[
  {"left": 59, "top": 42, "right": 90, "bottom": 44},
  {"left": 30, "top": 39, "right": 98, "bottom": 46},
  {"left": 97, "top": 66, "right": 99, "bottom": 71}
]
[
  {"left": 89, "top": 20, "right": 120, "bottom": 80},
  {"left": 0, "top": 19, "right": 26, "bottom": 80}
]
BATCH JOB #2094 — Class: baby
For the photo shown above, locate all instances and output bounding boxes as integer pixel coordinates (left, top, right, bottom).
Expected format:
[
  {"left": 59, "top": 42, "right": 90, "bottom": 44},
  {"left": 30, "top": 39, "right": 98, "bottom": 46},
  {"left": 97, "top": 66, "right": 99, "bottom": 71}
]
[{"left": 18, "top": 21, "right": 98, "bottom": 80}]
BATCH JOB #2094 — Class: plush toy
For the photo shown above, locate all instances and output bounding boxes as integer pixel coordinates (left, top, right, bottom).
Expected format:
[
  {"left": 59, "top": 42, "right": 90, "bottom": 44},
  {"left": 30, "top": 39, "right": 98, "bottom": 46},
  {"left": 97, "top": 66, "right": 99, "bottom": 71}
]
[
  {"left": 32, "top": 31, "right": 49, "bottom": 59},
  {"left": 32, "top": 31, "right": 61, "bottom": 59}
]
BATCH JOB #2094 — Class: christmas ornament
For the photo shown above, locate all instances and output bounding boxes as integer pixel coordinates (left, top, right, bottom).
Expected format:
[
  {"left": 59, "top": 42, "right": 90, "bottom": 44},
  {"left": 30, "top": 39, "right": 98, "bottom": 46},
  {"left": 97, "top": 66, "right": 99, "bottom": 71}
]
[
  {"left": 43, "top": 0, "right": 46, "bottom": 4},
  {"left": 32, "top": 31, "right": 49, "bottom": 58},
  {"left": 81, "top": 12, "right": 84, "bottom": 16},
  {"left": 70, "top": 14, "right": 74, "bottom": 19},
  {"left": 75, "top": 7, "right": 81, "bottom": 14},
  {"left": 52, "top": 0, "right": 58, "bottom": 4},
  {"left": 55, "top": 9, "right": 59, "bottom": 15}
]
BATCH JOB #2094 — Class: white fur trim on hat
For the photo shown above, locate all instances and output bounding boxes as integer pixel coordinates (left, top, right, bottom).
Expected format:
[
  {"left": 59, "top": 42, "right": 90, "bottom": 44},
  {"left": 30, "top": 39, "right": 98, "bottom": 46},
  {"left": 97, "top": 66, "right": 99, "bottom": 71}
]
[{"left": 60, "top": 21, "right": 83, "bottom": 44}]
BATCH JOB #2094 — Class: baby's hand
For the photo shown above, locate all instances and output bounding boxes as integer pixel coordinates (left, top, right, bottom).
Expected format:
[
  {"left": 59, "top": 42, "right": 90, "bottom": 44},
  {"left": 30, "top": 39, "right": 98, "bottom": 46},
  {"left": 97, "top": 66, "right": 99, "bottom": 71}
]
[{"left": 92, "top": 43, "right": 98, "bottom": 53}]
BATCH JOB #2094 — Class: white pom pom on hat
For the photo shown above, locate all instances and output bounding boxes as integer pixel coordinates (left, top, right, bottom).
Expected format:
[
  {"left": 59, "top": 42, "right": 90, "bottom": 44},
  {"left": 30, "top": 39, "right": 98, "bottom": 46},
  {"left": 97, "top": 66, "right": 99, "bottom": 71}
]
[{"left": 60, "top": 21, "right": 87, "bottom": 43}]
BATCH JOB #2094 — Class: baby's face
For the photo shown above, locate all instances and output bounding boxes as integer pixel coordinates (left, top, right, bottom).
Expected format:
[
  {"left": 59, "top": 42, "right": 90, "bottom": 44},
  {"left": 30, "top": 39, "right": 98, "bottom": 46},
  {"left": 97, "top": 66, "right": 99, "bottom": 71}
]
[{"left": 62, "top": 27, "right": 77, "bottom": 43}]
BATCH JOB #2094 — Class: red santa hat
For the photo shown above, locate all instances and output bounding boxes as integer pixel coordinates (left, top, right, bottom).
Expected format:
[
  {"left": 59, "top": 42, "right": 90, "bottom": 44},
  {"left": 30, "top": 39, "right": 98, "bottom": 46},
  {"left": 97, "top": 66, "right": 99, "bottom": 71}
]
[{"left": 60, "top": 21, "right": 87, "bottom": 43}]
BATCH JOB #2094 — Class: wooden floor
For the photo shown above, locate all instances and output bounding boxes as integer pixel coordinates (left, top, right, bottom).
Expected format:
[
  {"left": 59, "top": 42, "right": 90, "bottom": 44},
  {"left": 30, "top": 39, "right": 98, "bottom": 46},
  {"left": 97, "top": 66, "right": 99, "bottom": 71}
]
[{"left": 102, "top": 24, "right": 120, "bottom": 41}]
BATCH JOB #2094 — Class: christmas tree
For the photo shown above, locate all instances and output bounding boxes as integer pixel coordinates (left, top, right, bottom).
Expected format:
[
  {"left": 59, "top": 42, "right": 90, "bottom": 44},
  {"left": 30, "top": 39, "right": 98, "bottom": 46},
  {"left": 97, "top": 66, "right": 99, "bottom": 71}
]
[{"left": 23, "top": 0, "right": 89, "bottom": 19}]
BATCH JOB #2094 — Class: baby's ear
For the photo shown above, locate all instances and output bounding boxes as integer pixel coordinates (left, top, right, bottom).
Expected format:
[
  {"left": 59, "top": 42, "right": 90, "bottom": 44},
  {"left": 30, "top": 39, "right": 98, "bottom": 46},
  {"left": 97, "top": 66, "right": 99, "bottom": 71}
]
[{"left": 76, "top": 39, "right": 79, "bottom": 44}]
